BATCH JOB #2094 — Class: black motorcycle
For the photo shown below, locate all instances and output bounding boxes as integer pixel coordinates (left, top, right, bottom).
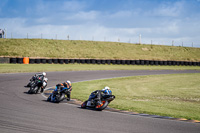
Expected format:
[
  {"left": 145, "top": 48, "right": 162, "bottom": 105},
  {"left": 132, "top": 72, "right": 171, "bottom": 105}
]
[
  {"left": 28, "top": 79, "right": 43, "bottom": 94},
  {"left": 47, "top": 89, "right": 70, "bottom": 103},
  {"left": 81, "top": 91, "right": 115, "bottom": 111},
  {"left": 26, "top": 76, "right": 37, "bottom": 87}
]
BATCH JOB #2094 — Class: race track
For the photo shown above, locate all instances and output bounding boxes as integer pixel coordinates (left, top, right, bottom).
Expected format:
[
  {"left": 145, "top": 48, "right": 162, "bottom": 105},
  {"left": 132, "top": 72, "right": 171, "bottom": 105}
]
[{"left": 0, "top": 70, "right": 200, "bottom": 133}]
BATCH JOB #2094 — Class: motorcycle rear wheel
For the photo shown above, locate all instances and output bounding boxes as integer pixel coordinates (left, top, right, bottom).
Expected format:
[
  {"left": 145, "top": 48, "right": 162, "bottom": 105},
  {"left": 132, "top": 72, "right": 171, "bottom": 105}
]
[
  {"left": 47, "top": 95, "right": 51, "bottom": 101},
  {"left": 81, "top": 101, "right": 88, "bottom": 108},
  {"left": 34, "top": 86, "right": 39, "bottom": 94},
  {"left": 28, "top": 87, "right": 34, "bottom": 94}
]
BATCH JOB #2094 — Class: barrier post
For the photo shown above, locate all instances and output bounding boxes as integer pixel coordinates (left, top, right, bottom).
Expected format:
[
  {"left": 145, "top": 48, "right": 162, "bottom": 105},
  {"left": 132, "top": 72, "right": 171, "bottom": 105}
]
[{"left": 23, "top": 57, "right": 29, "bottom": 64}]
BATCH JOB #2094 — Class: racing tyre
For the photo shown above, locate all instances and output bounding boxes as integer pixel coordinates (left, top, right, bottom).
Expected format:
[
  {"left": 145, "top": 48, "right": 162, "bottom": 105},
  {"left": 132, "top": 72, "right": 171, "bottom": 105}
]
[
  {"left": 34, "top": 86, "right": 39, "bottom": 94},
  {"left": 96, "top": 100, "right": 108, "bottom": 111},
  {"left": 81, "top": 101, "right": 87, "bottom": 108},
  {"left": 28, "top": 87, "right": 34, "bottom": 94},
  {"left": 47, "top": 95, "right": 51, "bottom": 101},
  {"left": 27, "top": 81, "right": 34, "bottom": 87},
  {"left": 58, "top": 94, "right": 65, "bottom": 102}
]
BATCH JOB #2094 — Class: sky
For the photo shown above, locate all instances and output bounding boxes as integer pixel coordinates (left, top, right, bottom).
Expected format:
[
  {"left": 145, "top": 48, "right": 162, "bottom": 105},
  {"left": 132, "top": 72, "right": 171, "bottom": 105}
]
[{"left": 1, "top": 0, "right": 200, "bottom": 47}]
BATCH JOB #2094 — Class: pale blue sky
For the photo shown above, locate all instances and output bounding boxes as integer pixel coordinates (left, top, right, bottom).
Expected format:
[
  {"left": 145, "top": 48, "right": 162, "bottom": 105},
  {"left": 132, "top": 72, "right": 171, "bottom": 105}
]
[{"left": 1, "top": 0, "right": 200, "bottom": 47}]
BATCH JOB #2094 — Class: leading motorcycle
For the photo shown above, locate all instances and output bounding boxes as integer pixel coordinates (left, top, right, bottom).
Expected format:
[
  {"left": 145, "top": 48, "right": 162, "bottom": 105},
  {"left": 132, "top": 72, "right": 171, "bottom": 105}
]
[{"left": 81, "top": 91, "right": 115, "bottom": 111}]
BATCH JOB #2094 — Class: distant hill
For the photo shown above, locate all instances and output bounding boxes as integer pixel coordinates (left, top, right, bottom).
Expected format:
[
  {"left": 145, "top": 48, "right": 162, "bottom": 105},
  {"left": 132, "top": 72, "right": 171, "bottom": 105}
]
[{"left": 0, "top": 39, "right": 200, "bottom": 61}]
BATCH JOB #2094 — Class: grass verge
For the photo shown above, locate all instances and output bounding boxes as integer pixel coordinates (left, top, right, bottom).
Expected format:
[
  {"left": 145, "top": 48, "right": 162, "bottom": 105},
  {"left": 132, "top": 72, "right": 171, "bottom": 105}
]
[
  {"left": 0, "top": 64, "right": 200, "bottom": 73},
  {"left": 72, "top": 73, "right": 200, "bottom": 121},
  {"left": 1, "top": 39, "right": 200, "bottom": 61}
]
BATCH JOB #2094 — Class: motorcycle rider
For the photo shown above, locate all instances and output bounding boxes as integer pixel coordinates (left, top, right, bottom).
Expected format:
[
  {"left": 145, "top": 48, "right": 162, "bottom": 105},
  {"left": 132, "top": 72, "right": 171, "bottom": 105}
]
[
  {"left": 52, "top": 80, "right": 72, "bottom": 101},
  {"left": 92, "top": 86, "right": 112, "bottom": 105},
  {"left": 32, "top": 72, "right": 47, "bottom": 93}
]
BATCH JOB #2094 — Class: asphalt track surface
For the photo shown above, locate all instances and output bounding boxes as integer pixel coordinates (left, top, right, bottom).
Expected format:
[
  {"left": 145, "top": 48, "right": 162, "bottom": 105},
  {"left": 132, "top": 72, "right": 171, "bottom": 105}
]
[{"left": 0, "top": 70, "right": 200, "bottom": 133}]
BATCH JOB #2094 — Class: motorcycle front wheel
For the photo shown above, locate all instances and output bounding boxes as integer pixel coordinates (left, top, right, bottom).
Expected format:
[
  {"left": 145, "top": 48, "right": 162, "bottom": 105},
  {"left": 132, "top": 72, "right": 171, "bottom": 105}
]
[{"left": 96, "top": 100, "right": 108, "bottom": 111}]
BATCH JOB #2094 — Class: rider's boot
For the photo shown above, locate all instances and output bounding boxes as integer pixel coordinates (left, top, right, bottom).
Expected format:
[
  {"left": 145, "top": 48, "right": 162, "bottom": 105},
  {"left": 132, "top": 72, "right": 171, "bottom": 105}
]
[{"left": 40, "top": 87, "right": 44, "bottom": 93}]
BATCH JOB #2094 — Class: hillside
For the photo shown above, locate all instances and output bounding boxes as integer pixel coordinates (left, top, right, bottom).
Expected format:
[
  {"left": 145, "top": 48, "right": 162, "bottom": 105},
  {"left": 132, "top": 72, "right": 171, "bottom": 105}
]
[{"left": 0, "top": 39, "right": 200, "bottom": 61}]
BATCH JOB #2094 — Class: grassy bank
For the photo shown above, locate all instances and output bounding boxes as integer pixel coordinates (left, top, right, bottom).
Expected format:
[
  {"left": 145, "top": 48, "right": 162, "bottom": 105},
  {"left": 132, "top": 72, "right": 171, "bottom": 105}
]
[
  {"left": 72, "top": 73, "right": 200, "bottom": 121},
  {"left": 1, "top": 39, "right": 200, "bottom": 61},
  {"left": 0, "top": 64, "right": 200, "bottom": 73}
]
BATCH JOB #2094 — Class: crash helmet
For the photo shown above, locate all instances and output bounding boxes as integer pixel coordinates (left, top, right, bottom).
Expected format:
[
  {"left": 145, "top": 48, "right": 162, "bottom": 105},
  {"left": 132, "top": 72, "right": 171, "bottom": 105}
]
[
  {"left": 66, "top": 80, "right": 71, "bottom": 84},
  {"left": 102, "top": 86, "right": 111, "bottom": 95},
  {"left": 64, "top": 80, "right": 71, "bottom": 87},
  {"left": 42, "top": 72, "right": 46, "bottom": 76}
]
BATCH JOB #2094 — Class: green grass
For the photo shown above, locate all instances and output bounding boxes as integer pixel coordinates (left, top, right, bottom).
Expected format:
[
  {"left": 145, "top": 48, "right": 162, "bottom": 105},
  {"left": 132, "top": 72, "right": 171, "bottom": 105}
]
[
  {"left": 72, "top": 73, "right": 200, "bottom": 121},
  {"left": 0, "top": 64, "right": 200, "bottom": 73},
  {"left": 0, "top": 39, "right": 200, "bottom": 61}
]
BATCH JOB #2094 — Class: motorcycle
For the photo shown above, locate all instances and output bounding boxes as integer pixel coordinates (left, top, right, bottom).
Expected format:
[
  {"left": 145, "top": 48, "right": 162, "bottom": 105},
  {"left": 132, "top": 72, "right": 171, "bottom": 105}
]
[
  {"left": 28, "top": 77, "right": 48, "bottom": 94},
  {"left": 26, "top": 75, "right": 37, "bottom": 87},
  {"left": 47, "top": 89, "right": 70, "bottom": 103},
  {"left": 81, "top": 91, "right": 115, "bottom": 111}
]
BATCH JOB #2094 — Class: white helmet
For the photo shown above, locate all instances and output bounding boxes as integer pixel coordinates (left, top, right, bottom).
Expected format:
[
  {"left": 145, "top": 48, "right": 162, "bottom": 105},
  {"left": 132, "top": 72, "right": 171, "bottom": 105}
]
[
  {"left": 66, "top": 80, "right": 71, "bottom": 84},
  {"left": 42, "top": 72, "right": 46, "bottom": 76},
  {"left": 102, "top": 86, "right": 110, "bottom": 91}
]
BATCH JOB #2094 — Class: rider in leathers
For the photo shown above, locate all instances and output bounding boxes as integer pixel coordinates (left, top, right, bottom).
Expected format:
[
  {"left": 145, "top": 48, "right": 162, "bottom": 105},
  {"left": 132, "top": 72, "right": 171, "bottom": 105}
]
[
  {"left": 92, "top": 86, "right": 112, "bottom": 105},
  {"left": 53, "top": 80, "right": 72, "bottom": 101},
  {"left": 36, "top": 72, "right": 47, "bottom": 93}
]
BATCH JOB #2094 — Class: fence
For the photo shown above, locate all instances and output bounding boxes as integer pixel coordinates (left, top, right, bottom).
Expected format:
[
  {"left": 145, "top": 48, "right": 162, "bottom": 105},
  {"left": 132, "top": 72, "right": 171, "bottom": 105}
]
[{"left": 1, "top": 31, "right": 199, "bottom": 48}]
